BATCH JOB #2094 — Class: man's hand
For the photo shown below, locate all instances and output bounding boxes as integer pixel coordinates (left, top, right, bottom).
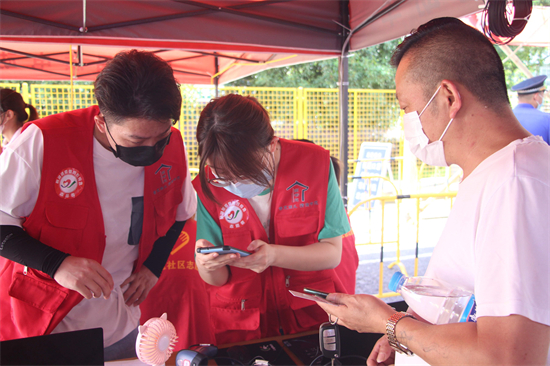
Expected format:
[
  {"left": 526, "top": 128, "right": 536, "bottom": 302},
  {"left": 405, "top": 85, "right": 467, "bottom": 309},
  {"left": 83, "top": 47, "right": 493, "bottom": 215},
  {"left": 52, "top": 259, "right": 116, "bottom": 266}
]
[
  {"left": 53, "top": 256, "right": 114, "bottom": 299},
  {"left": 367, "top": 335, "right": 395, "bottom": 366},
  {"left": 316, "top": 293, "right": 395, "bottom": 334},
  {"left": 121, "top": 266, "right": 158, "bottom": 307}
]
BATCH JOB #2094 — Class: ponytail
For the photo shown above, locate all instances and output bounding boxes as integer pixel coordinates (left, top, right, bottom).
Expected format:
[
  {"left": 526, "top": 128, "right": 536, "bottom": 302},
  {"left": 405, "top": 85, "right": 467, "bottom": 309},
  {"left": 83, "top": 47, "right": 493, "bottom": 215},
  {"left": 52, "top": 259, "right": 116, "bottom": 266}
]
[
  {"left": 26, "top": 104, "right": 39, "bottom": 122},
  {"left": 0, "top": 88, "right": 38, "bottom": 126}
]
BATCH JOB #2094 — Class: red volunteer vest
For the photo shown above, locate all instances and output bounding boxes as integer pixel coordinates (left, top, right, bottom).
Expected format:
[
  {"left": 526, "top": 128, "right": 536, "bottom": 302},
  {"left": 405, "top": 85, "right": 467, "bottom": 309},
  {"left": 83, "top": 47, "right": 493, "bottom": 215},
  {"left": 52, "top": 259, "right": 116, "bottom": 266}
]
[
  {"left": 0, "top": 106, "right": 186, "bottom": 341},
  {"left": 336, "top": 217, "right": 358, "bottom": 294},
  {"left": 140, "top": 219, "right": 216, "bottom": 348},
  {"left": 193, "top": 139, "right": 347, "bottom": 345}
]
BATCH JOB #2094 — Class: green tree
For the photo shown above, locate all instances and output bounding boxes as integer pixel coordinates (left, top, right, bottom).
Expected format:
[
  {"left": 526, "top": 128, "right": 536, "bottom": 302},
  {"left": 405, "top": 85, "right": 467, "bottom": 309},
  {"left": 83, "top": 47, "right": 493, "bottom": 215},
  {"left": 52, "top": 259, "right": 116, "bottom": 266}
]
[
  {"left": 497, "top": 46, "right": 550, "bottom": 89},
  {"left": 226, "top": 39, "right": 402, "bottom": 89},
  {"left": 229, "top": 4, "right": 550, "bottom": 90}
]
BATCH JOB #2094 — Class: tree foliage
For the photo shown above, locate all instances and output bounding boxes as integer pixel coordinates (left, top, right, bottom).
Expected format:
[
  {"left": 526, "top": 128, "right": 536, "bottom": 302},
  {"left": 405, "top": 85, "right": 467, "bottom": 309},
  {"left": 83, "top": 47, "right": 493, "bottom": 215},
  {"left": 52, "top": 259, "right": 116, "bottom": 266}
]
[
  {"left": 226, "top": 39, "right": 402, "bottom": 90},
  {"left": 497, "top": 46, "right": 550, "bottom": 88},
  {"left": 228, "top": 4, "right": 550, "bottom": 91}
]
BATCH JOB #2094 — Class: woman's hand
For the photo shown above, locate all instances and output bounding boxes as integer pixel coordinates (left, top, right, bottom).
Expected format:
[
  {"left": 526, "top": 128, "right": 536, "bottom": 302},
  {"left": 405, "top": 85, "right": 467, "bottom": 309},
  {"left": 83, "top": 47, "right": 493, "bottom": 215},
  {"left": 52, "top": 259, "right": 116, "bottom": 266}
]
[
  {"left": 194, "top": 239, "right": 234, "bottom": 286},
  {"left": 195, "top": 239, "right": 242, "bottom": 272},
  {"left": 229, "top": 239, "right": 275, "bottom": 273}
]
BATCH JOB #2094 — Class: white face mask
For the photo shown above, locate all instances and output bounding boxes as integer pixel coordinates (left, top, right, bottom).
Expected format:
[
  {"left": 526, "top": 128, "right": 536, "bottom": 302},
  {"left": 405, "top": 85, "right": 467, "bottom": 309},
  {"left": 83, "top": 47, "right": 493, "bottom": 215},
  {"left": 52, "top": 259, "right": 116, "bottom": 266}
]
[
  {"left": 536, "top": 92, "right": 544, "bottom": 110},
  {"left": 217, "top": 151, "right": 274, "bottom": 199},
  {"left": 403, "top": 85, "right": 455, "bottom": 167},
  {"left": 223, "top": 171, "right": 272, "bottom": 199}
]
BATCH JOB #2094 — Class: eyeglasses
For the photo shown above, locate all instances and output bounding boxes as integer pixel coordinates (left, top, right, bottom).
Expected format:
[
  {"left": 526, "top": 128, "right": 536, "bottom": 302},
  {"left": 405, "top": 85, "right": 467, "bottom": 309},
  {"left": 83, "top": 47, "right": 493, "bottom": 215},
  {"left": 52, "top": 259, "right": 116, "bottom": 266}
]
[{"left": 206, "top": 169, "right": 251, "bottom": 187}]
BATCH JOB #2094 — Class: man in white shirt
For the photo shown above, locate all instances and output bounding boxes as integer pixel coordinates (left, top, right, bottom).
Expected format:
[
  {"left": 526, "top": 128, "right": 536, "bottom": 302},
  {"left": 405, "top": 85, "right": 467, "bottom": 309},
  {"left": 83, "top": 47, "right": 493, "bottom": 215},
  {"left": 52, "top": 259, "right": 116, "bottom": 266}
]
[
  {"left": 0, "top": 50, "right": 197, "bottom": 361},
  {"left": 316, "top": 17, "right": 550, "bottom": 365}
]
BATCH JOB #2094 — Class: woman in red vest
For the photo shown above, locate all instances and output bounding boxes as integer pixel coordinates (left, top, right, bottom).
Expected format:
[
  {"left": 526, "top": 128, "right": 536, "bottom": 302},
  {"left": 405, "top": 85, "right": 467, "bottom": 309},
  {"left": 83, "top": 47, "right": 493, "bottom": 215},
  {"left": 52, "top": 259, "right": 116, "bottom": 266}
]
[
  {"left": 295, "top": 139, "right": 359, "bottom": 295},
  {"left": 192, "top": 94, "right": 352, "bottom": 345}
]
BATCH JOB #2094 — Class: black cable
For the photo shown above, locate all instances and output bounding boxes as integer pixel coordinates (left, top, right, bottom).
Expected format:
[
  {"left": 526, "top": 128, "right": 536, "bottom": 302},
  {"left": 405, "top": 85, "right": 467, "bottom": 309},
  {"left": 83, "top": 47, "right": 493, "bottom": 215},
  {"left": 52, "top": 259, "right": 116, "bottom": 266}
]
[
  {"left": 247, "top": 348, "right": 284, "bottom": 365},
  {"left": 482, "top": 0, "right": 533, "bottom": 44},
  {"left": 322, "top": 359, "right": 342, "bottom": 366},
  {"left": 309, "top": 354, "right": 324, "bottom": 366},
  {"left": 248, "top": 356, "right": 268, "bottom": 365},
  {"left": 311, "top": 354, "right": 368, "bottom": 366},
  {"left": 212, "top": 356, "right": 246, "bottom": 366}
]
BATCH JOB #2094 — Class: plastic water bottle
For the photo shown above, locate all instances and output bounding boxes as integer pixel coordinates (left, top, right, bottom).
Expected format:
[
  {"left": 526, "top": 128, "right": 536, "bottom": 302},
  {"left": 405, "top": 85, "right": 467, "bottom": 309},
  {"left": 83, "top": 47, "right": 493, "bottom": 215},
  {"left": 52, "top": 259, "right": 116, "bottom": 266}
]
[{"left": 389, "top": 272, "right": 477, "bottom": 325}]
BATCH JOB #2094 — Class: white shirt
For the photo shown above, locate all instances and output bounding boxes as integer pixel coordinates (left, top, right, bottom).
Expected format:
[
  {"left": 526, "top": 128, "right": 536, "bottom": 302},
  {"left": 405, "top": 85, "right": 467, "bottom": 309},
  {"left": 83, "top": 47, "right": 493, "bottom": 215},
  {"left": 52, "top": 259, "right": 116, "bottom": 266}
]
[
  {"left": 425, "top": 136, "right": 550, "bottom": 364},
  {"left": 0, "top": 124, "right": 197, "bottom": 347},
  {"left": 1, "top": 127, "right": 22, "bottom": 150}
]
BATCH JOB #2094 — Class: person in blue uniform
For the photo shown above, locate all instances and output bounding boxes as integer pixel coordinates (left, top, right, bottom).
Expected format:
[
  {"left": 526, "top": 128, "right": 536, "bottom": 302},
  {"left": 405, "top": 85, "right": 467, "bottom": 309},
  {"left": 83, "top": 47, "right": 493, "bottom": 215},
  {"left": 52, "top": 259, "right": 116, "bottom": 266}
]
[{"left": 511, "top": 75, "right": 550, "bottom": 144}]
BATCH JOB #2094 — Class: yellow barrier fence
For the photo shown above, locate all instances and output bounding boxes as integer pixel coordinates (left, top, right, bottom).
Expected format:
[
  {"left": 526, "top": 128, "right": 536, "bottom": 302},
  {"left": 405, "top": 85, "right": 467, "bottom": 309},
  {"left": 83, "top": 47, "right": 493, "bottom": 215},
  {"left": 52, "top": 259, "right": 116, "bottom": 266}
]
[
  {"left": 0, "top": 83, "right": 407, "bottom": 177},
  {"left": 1, "top": 82, "right": 456, "bottom": 188},
  {"left": 349, "top": 192, "right": 456, "bottom": 298}
]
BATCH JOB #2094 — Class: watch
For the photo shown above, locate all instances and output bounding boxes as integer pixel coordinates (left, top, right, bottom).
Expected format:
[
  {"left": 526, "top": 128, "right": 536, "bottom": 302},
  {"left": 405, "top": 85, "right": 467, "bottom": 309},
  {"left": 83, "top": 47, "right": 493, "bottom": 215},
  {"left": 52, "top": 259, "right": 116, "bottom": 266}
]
[{"left": 386, "top": 312, "right": 415, "bottom": 356}]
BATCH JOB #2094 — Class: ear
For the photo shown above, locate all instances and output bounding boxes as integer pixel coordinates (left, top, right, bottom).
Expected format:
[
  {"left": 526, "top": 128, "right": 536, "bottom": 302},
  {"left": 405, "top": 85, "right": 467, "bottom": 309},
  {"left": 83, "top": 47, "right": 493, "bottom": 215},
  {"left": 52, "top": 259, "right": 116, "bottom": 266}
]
[
  {"left": 268, "top": 136, "right": 279, "bottom": 152},
  {"left": 4, "top": 109, "right": 15, "bottom": 121},
  {"left": 94, "top": 113, "right": 107, "bottom": 134},
  {"left": 440, "top": 80, "right": 462, "bottom": 119}
]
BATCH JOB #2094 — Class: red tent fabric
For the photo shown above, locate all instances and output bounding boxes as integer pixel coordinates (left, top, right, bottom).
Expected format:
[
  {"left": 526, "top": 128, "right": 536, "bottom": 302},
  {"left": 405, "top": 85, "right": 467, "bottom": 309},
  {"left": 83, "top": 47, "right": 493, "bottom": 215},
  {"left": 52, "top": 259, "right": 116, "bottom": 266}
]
[{"left": 0, "top": 0, "right": 481, "bottom": 84}]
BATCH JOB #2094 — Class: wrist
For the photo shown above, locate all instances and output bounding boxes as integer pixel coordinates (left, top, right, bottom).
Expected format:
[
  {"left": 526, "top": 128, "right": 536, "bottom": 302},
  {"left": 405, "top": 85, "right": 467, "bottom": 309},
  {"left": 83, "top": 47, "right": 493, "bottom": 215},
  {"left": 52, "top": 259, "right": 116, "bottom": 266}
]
[
  {"left": 266, "top": 243, "right": 278, "bottom": 267},
  {"left": 386, "top": 312, "right": 415, "bottom": 356}
]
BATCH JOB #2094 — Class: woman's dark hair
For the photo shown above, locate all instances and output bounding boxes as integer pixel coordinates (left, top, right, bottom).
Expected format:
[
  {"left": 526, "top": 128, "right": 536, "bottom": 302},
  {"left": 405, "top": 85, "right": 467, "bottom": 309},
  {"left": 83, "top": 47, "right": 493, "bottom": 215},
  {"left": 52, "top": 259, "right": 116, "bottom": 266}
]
[
  {"left": 197, "top": 94, "right": 275, "bottom": 203},
  {"left": 0, "top": 89, "right": 39, "bottom": 125},
  {"left": 94, "top": 50, "right": 182, "bottom": 125}
]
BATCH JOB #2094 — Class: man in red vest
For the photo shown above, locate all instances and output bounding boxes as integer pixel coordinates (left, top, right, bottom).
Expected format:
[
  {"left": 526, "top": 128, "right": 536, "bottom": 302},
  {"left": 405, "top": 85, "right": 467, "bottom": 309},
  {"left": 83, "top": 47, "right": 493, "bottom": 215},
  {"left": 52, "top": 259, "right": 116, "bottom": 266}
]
[{"left": 0, "top": 50, "right": 196, "bottom": 361}]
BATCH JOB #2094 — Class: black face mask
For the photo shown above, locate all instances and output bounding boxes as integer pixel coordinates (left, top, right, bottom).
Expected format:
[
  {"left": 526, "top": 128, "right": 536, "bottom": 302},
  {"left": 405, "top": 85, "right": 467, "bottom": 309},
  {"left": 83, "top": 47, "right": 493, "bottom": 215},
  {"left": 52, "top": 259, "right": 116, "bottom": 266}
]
[{"left": 104, "top": 119, "right": 171, "bottom": 167}]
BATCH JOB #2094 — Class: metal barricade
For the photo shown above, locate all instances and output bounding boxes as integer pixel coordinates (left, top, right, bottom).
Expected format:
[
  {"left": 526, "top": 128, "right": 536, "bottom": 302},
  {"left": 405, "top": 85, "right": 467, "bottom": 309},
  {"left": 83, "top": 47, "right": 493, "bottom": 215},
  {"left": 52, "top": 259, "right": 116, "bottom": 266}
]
[{"left": 349, "top": 192, "right": 456, "bottom": 298}]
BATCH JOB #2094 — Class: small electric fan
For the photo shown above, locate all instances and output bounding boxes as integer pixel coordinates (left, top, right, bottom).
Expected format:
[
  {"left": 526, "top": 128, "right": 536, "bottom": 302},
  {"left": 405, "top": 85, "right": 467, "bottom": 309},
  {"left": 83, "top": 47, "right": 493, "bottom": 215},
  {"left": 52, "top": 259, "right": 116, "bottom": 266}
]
[{"left": 135, "top": 313, "right": 178, "bottom": 366}]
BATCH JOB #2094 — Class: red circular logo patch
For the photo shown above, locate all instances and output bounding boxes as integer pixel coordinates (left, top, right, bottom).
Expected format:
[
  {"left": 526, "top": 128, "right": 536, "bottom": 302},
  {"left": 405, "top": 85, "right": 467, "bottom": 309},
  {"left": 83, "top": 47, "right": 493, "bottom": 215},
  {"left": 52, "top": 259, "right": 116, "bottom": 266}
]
[
  {"left": 219, "top": 200, "right": 250, "bottom": 229},
  {"left": 55, "top": 168, "right": 85, "bottom": 199}
]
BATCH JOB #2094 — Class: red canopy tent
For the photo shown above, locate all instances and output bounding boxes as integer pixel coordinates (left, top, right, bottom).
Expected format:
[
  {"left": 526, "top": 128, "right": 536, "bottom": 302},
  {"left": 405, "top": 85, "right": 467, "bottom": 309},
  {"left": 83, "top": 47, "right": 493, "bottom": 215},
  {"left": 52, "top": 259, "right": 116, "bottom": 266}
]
[
  {"left": 0, "top": 0, "right": 482, "bottom": 195},
  {"left": 0, "top": 0, "right": 482, "bottom": 84}
]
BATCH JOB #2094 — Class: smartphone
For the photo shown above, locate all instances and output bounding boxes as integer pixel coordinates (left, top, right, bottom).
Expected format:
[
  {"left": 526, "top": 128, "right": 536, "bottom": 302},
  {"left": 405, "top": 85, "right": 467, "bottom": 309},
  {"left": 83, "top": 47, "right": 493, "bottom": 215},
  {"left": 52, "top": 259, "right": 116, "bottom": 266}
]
[
  {"left": 289, "top": 290, "right": 339, "bottom": 305},
  {"left": 196, "top": 245, "right": 250, "bottom": 257},
  {"left": 303, "top": 287, "right": 329, "bottom": 299}
]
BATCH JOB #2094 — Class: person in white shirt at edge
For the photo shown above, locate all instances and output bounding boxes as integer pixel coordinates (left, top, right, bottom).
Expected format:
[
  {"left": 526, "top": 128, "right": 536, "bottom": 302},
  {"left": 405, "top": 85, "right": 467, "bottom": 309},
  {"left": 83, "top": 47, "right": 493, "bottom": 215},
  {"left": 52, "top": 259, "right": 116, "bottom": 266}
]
[
  {"left": 0, "top": 88, "right": 39, "bottom": 152},
  {"left": 0, "top": 50, "right": 197, "bottom": 361},
  {"left": 316, "top": 17, "right": 550, "bottom": 366}
]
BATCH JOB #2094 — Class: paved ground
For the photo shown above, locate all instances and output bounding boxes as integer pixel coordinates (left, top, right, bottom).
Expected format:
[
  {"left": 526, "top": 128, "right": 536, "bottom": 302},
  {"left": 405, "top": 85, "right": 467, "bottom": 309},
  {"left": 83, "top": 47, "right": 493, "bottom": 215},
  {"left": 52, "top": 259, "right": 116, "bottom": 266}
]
[{"left": 349, "top": 199, "right": 450, "bottom": 303}]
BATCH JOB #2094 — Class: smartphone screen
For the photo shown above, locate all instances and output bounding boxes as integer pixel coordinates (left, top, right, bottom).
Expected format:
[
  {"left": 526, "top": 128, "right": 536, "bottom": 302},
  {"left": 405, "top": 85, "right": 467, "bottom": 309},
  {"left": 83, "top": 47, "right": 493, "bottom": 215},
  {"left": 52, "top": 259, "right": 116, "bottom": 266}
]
[
  {"left": 289, "top": 290, "right": 339, "bottom": 305},
  {"left": 196, "top": 246, "right": 250, "bottom": 257},
  {"left": 303, "top": 287, "right": 329, "bottom": 299}
]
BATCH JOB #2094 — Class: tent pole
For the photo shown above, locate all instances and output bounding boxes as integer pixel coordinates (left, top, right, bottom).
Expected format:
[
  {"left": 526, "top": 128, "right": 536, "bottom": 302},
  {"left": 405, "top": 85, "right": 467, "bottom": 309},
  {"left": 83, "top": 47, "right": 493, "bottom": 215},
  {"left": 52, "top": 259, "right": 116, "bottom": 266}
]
[
  {"left": 69, "top": 46, "right": 74, "bottom": 111},
  {"left": 80, "top": 0, "right": 88, "bottom": 33},
  {"left": 338, "top": 0, "right": 350, "bottom": 204},
  {"left": 338, "top": 55, "right": 349, "bottom": 203},
  {"left": 214, "top": 54, "right": 219, "bottom": 98}
]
